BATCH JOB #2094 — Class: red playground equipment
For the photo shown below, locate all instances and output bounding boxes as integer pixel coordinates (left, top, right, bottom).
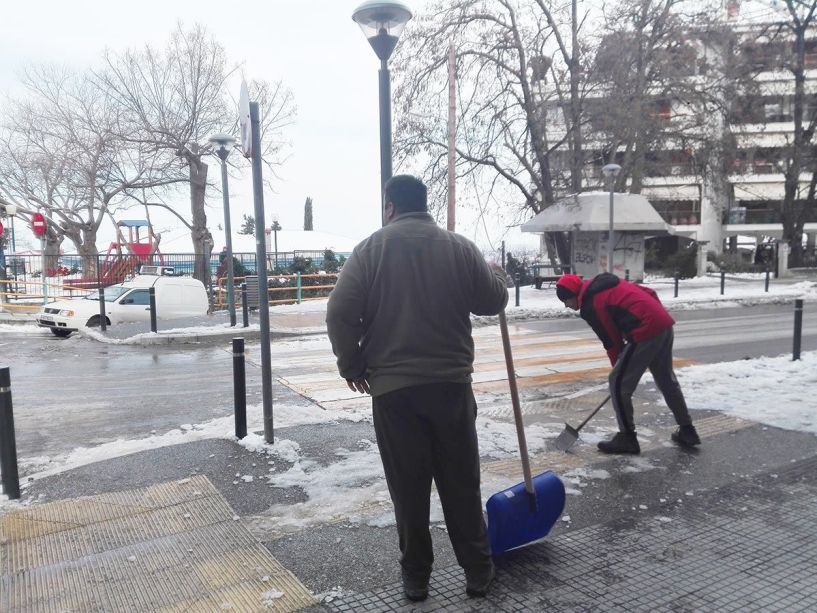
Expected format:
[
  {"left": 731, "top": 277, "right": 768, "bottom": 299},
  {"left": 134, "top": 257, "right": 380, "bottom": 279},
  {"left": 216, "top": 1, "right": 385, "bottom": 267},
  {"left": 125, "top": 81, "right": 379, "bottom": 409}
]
[{"left": 65, "top": 220, "right": 163, "bottom": 290}]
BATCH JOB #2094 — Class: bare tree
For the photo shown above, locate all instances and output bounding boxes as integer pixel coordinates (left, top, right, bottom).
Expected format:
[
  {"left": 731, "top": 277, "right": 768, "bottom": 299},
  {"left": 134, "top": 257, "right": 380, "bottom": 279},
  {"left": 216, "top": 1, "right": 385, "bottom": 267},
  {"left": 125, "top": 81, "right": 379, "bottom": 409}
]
[
  {"left": 591, "top": 1, "right": 721, "bottom": 187},
  {"left": 767, "top": 0, "right": 817, "bottom": 266},
  {"left": 591, "top": 0, "right": 741, "bottom": 252},
  {"left": 393, "top": 0, "right": 595, "bottom": 268},
  {"left": 0, "top": 65, "right": 180, "bottom": 276},
  {"left": 99, "top": 24, "right": 295, "bottom": 285}
]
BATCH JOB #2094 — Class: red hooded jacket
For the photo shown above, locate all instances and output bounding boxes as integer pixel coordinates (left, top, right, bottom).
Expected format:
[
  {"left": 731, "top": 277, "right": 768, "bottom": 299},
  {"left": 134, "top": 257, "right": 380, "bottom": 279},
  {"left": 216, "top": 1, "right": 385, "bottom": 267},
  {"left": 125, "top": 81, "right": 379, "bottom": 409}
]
[{"left": 573, "top": 273, "right": 674, "bottom": 365}]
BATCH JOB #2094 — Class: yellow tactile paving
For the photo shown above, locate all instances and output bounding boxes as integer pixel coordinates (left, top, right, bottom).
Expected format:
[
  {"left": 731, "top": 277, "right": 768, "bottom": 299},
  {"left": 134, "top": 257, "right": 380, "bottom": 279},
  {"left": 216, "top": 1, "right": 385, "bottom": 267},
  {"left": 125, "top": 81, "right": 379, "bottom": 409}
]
[
  {"left": 482, "top": 414, "right": 758, "bottom": 489},
  {"left": 0, "top": 475, "right": 316, "bottom": 612}
]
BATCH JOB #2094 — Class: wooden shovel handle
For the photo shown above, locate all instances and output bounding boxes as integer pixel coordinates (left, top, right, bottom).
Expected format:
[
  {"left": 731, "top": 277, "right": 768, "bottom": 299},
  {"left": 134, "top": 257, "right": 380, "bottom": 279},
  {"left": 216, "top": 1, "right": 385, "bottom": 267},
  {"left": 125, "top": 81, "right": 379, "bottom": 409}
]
[
  {"left": 498, "top": 310, "right": 534, "bottom": 496},
  {"left": 576, "top": 395, "right": 611, "bottom": 432}
]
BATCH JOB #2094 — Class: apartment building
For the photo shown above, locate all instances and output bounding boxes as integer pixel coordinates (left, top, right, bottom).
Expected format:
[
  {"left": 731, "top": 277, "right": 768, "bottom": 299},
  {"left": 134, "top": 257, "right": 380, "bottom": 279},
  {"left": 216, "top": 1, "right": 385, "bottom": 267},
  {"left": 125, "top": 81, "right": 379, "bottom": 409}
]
[
  {"left": 538, "top": 9, "right": 817, "bottom": 264},
  {"left": 635, "top": 16, "right": 817, "bottom": 259}
]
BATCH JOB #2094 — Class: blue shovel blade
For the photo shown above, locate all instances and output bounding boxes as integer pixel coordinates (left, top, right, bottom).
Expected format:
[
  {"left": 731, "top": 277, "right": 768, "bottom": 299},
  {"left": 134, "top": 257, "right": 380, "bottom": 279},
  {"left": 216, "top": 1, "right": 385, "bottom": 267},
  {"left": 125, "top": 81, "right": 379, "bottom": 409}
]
[{"left": 486, "top": 471, "right": 566, "bottom": 554}]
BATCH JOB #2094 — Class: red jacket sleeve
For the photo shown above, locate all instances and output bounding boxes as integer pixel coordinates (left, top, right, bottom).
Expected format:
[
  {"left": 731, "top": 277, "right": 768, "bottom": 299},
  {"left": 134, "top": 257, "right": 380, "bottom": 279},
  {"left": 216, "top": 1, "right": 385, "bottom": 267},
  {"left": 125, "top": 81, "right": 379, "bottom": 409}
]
[{"left": 591, "top": 292, "right": 624, "bottom": 365}]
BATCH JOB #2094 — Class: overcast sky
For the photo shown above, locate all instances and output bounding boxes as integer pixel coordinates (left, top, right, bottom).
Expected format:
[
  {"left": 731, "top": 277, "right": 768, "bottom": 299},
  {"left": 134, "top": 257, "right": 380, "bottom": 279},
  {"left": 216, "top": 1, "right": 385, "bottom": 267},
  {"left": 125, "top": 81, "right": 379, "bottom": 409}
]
[{"left": 1, "top": 0, "right": 540, "bottom": 256}]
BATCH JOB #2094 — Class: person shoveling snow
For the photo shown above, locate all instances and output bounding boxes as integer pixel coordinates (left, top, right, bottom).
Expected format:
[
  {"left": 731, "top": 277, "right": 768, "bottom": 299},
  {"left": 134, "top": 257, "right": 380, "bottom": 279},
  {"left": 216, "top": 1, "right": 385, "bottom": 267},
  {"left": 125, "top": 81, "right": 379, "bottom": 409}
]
[{"left": 555, "top": 273, "right": 701, "bottom": 454}]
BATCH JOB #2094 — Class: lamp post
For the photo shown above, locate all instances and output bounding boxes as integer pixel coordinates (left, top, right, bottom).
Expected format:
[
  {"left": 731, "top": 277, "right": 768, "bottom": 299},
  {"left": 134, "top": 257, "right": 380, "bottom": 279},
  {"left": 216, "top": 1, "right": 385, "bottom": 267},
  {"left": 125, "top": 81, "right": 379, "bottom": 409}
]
[
  {"left": 0, "top": 205, "right": 9, "bottom": 277},
  {"left": 208, "top": 133, "right": 237, "bottom": 326},
  {"left": 602, "top": 163, "right": 622, "bottom": 274},
  {"left": 352, "top": 1, "right": 413, "bottom": 225},
  {"left": 2, "top": 203, "right": 16, "bottom": 254},
  {"left": 270, "top": 213, "right": 281, "bottom": 269}
]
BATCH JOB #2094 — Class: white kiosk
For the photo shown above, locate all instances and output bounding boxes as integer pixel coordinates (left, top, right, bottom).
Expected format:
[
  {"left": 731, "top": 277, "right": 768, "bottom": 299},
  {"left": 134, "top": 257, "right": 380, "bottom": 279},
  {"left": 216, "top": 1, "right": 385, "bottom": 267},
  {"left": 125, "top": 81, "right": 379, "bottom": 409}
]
[{"left": 521, "top": 192, "right": 674, "bottom": 282}]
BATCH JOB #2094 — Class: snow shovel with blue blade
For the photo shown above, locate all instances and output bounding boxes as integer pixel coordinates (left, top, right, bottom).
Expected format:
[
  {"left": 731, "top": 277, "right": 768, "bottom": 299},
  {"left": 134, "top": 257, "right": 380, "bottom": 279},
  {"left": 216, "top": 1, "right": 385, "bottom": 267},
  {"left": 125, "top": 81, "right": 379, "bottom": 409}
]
[{"left": 486, "top": 311, "right": 566, "bottom": 554}]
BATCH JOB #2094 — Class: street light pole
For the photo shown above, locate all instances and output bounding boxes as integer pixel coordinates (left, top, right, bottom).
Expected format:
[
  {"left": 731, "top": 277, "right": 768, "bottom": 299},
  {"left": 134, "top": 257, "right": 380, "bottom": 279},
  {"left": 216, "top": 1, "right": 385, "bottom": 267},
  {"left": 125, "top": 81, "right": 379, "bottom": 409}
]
[
  {"left": 602, "top": 163, "right": 622, "bottom": 274},
  {"left": 379, "top": 59, "right": 393, "bottom": 217},
  {"left": 2, "top": 204, "right": 17, "bottom": 254},
  {"left": 208, "top": 134, "right": 237, "bottom": 327},
  {"left": 352, "top": 1, "right": 413, "bottom": 225},
  {"left": 1, "top": 204, "right": 16, "bottom": 291}
]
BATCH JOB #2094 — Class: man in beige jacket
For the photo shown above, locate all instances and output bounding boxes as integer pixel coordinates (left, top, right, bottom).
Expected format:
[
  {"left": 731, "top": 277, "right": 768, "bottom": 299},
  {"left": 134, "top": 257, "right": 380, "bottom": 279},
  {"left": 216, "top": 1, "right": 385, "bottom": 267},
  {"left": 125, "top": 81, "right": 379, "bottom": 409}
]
[{"left": 326, "top": 175, "right": 508, "bottom": 602}]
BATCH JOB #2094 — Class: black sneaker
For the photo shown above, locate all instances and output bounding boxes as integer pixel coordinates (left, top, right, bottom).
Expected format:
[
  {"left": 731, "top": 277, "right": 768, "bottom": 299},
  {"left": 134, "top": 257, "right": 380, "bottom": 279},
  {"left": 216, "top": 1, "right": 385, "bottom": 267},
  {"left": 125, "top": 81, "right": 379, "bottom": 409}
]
[
  {"left": 597, "top": 432, "right": 640, "bottom": 455},
  {"left": 672, "top": 425, "right": 701, "bottom": 448},
  {"left": 401, "top": 571, "right": 429, "bottom": 602},
  {"left": 465, "top": 563, "right": 495, "bottom": 597}
]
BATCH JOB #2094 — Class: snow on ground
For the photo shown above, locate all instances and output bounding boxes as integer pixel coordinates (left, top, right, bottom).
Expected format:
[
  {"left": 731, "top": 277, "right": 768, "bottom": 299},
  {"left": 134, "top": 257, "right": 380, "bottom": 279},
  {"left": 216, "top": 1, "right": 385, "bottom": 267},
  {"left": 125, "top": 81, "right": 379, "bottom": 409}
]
[
  {"left": 678, "top": 351, "right": 817, "bottom": 434},
  {"left": 4, "top": 351, "right": 816, "bottom": 520},
  {"left": 498, "top": 276, "right": 817, "bottom": 323},
  {"left": 0, "top": 323, "right": 50, "bottom": 335},
  {"left": 3, "top": 275, "right": 816, "bottom": 521},
  {"left": 10, "top": 399, "right": 371, "bottom": 490}
]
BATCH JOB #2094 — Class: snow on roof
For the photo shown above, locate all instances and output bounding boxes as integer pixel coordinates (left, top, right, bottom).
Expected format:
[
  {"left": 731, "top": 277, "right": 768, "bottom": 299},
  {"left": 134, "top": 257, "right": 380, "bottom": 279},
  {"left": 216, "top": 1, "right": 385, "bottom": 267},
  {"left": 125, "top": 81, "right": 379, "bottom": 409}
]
[{"left": 521, "top": 192, "right": 673, "bottom": 234}]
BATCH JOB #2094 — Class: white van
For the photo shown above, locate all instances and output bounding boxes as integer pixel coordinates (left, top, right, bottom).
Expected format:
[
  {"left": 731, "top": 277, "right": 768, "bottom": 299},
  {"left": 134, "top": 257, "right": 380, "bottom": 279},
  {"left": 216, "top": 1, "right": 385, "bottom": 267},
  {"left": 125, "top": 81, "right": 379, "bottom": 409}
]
[{"left": 36, "top": 271, "right": 209, "bottom": 337}]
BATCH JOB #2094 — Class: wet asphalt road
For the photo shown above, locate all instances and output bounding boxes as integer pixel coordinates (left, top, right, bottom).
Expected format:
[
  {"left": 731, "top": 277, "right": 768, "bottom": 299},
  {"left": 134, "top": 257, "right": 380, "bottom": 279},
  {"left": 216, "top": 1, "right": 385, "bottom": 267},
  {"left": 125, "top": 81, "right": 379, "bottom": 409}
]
[
  {"left": 517, "top": 302, "right": 817, "bottom": 363},
  {"left": 1, "top": 302, "right": 815, "bottom": 462},
  {"left": 1, "top": 332, "right": 259, "bottom": 459}
]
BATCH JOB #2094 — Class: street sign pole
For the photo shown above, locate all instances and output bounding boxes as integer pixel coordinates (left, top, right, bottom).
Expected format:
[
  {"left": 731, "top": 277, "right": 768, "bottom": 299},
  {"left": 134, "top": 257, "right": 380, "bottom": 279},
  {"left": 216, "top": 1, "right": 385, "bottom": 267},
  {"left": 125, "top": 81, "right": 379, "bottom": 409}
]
[
  {"left": 41, "top": 236, "right": 47, "bottom": 305},
  {"left": 32, "top": 213, "right": 48, "bottom": 305},
  {"left": 246, "top": 96, "right": 274, "bottom": 444}
]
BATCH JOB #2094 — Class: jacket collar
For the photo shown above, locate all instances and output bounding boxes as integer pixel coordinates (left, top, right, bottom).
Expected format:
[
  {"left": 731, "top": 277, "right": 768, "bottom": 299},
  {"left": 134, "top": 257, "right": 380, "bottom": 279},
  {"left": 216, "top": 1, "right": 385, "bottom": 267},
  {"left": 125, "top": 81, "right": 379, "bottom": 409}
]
[{"left": 389, "top": 211, "right": 434, "bottom": 225}]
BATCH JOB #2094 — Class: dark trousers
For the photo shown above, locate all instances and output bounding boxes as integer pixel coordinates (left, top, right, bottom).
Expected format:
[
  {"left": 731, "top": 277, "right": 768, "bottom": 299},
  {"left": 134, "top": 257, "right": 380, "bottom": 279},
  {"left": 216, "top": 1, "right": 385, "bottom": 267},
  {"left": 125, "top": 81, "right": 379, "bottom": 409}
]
[
  {"left": 372, "top": 382, "right": 492, "bottom": 579},
  {"left": 609, "top": 327, "right": 692, "bottom": 433}
]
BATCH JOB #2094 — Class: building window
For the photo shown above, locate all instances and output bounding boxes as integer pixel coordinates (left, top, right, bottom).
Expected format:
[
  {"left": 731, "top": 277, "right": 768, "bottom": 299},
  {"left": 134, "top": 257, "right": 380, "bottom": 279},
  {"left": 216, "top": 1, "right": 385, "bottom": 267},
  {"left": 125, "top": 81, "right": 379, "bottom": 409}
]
[{"left": 763, "top": 96, "right": 793, "bottom": 123}]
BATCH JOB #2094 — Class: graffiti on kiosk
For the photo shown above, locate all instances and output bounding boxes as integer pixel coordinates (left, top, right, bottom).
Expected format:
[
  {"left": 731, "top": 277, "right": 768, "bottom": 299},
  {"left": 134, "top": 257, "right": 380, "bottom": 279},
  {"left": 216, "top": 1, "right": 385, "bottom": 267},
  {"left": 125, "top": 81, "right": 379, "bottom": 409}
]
[
  {"left": 573, "top": 235, "right": 597, "bottom": 265},
  {"left": 611, "top": 234, "right": 644, "bottom": 258}
]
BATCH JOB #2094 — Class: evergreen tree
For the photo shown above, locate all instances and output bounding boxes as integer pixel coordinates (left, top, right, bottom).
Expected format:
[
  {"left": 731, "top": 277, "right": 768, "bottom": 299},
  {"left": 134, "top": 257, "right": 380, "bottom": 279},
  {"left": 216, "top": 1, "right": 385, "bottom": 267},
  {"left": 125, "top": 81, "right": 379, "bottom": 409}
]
[
  {"left": 239, "top": 214, "right": 255, "bottom": 235},
  {"left": 304, "top": 197, "right": 313, "bottom": 231}
]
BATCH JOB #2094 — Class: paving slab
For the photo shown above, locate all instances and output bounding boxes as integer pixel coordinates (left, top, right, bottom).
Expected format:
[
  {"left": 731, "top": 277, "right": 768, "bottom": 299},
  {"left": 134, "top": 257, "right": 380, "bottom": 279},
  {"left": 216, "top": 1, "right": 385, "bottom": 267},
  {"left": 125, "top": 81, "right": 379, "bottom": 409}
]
[{"left": 7, "top": 409, "right": 817, "bottom": 611}]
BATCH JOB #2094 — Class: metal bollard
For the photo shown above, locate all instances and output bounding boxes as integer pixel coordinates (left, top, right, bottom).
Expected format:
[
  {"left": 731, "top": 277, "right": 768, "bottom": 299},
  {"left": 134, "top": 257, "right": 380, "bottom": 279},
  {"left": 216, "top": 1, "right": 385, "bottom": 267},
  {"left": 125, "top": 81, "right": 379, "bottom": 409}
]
[
  {"left": 514, "top": 273, "right": 521, "bottom": 307},
  {"left": 296, "top": 273, "right": 302, "bottom": 304},
  {"left": 765, "top": 267, "right": 770, "bottom": 293},
  {"left": 0, "top": 367, "right": 20, "bottom": 500},
  {"left": 241, "top": 283, "right": 249, "bottom": 328},
  {"left": 233, "top": 338, "right": 247, "bottom": 439},
  {"left": 98, "top": 287, "right": 107, "bottom": 332},
  {"left": 625, "top": 269, "right": 630, "bottom": 281},
  {"left": 720, "top": 270, "right": 725, "bottom": 295},
  {"left": 149, "top": 287, "right": 158, "bottom": 332},
  {"left": 674, "top": 271, "right": 679, "bottom": 298},
  {"left": 793, "top": 299, "right": 803, "bottom": 361}
]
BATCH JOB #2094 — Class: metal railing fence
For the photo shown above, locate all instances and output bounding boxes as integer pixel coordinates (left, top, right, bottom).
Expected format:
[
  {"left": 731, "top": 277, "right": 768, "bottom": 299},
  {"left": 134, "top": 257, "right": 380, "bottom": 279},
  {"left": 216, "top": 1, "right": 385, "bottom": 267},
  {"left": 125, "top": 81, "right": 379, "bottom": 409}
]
[{"left": 0, "top": 250, "right": 350, "bottom": 310}]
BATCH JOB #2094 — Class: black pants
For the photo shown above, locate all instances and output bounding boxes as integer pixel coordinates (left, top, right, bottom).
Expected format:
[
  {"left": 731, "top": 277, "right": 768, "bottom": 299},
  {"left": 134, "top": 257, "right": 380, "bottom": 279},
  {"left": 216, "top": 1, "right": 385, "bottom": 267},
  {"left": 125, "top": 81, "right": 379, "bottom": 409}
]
[
  {"left": 609, "top": 327, "right": 692, "bottom": 433},
  {"left": 372, "top": 382, "right": 492, "bottom": 579}
]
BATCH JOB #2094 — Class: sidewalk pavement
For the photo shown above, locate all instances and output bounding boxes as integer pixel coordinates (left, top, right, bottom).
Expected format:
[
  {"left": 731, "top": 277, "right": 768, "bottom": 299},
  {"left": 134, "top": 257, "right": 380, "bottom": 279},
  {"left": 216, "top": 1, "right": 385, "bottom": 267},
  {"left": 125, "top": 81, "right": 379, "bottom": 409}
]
[
  {"left": 3, "top": 384, "right": 817, "bottom": 611},
  {"left": 2, "top": 278, "right": 817, "bottom": 611}
]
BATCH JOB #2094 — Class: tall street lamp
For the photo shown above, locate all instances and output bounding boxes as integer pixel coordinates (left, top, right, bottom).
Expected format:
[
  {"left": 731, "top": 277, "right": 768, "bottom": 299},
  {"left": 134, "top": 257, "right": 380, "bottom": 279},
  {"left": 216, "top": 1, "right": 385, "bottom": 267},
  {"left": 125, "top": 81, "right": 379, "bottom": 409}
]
[
  {"left": 602, "top": 163, "right": 622, "bottom": 274},
  {"left": 2, "top": 203, "right": 17, "bottom": 254},
  {"left": 270, "top": 213, "right": 281, "bottom": 269},
  {"left": 8, "top": 205, "right": 16, "bottom": 254},
  {"left": 352, "top": 1, "right": 413, "bottom": 225},
  {"left": 208, "top": 133, "right": 238, "bottom": 326}
]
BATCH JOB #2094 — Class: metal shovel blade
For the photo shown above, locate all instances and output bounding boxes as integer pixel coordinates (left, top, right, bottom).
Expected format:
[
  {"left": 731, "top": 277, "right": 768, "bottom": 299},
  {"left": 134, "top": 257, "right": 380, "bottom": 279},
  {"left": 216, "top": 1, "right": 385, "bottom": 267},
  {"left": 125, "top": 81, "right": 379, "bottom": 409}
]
[
  {"left": 553, "top": 424, "right": 580, "bottom": 452},
  {"left": 552, "top": 395, "right": 610, "bottom": 452}
]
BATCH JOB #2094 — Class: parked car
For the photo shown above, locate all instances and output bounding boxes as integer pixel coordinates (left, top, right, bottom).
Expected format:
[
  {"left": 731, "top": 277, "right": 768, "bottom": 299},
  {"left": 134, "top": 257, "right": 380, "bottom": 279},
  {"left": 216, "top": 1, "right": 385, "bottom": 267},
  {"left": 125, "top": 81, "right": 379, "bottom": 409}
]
[{"left": 35, "top": 271, "right": 208, "bottom": 337}]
